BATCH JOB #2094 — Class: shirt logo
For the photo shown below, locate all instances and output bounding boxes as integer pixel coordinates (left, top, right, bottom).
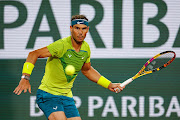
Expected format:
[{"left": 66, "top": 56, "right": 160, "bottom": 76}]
[
  {"left": 68, "top": 54, "right": 72, "bottom": 58},
  {"left": 53, "top": 106, "right": 58, "bottom": 110}
]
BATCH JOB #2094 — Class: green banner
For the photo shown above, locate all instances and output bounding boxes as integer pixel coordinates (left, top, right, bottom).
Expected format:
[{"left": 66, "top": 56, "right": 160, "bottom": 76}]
[{"left": 0, "top": 59, "right": 179, "bottom": 120}]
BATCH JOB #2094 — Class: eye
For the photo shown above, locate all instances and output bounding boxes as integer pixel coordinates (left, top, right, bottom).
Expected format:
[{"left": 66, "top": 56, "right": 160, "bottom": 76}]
[
  {"left": 82, "top": 27, "right": 87, "bottom": 30},
  {"left": 75, "top": 27, "right": 80, "bottom": 30}
]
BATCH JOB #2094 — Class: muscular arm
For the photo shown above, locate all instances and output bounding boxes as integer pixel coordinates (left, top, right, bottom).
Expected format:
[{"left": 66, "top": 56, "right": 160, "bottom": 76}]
[
  {"left": 14, "top": 47, "right": 52, "bottom": 95},
  {"left": 81, "top": 62, "right": 125, "bottom": 92},
  {"left": 26, "top": 46, "right": 52, "bottom": 64},
  {"left": 81, "top": 62, "right": 101, "bottom": 83}
]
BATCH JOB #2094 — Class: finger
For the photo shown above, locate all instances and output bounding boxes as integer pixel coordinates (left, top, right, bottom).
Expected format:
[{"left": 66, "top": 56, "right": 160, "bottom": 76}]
[
  {"left": 13, "top": 85, "right": 20, "bottom": 93},
  {"left": 119, "top": 84, "right": 125, "bottom": 90},
  {"left": 115, "top": 85, "right": 123, "bottom": 92},
  {"left": 24, "top": 89, "right": 27, "bottom": 93},
  {"left": 122, "top": 85, "right": 125, "bottom": 89},
  {"left": 14, "top": 86, "right": 21, "bottom": 94},
  {"left": 28, "top": 86, "right": 31, "bottom": 94},
  {"left": 114, "top": 88, "right": 121, "bottom": 93},
  {"left": 17, "top": 89, "right": 23, "bottom": 95},
  {"left": 13, "top": 87, "right": 18, "bottom": 93},
  {"left": 119, "top": 86, "right": 124, "bottom": 90},
  {"left": 109, "top": 88, "right": 115, "bottom": 92}
]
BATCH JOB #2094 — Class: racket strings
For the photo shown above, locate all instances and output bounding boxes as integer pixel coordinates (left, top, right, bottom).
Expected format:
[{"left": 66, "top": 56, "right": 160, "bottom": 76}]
[{"left": 146, "top": 52, "right": 175, "bottom": 71}]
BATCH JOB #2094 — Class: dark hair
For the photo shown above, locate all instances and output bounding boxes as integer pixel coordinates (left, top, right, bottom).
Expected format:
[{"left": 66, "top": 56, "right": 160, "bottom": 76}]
[{"left": 71, "top": 15, "right": 88, "bottom": 21}]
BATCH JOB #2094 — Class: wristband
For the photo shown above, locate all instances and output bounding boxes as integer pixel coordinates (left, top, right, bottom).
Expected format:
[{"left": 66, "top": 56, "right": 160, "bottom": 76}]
[
  {"left": 97, "top": 76, "right": 111, "bottom": 88},
  {"left": 22, "top": 62, "right": 34, "bottom": 75}
]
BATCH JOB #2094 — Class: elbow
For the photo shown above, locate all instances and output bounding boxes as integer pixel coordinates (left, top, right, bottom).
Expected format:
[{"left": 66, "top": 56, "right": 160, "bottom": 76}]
[
  {"left": 28, "top": 50, "right": 39, "bottom": 58},
  {"left": 81, "top": 69, "right": 87, "bottom": 76},
  {"left": 82, "top": 68, "right": 91, "bottom": 76},
  {"left": 81, "top": 66, "right": 91, "bottom": 76},
  {"left": 81, "top": 62, "right": 92, "bottom": 76}
]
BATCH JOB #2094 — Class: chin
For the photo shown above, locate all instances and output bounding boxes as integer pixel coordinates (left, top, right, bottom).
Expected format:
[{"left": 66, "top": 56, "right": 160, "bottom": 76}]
[
  {"left": 78, "top": 38, "right": 84, "bottom": 41},
  {"left": 78, "top": 40, "right": 84, "bottom": 43}
]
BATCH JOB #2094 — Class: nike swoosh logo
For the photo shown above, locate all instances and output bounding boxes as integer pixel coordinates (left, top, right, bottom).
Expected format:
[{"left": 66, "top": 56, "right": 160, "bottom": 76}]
[
  {"left": 53, "top": 106, "right": 58, "bottom": 110},
  {"left": 77, "top": 21, "right": 84, "bottom": 24}
]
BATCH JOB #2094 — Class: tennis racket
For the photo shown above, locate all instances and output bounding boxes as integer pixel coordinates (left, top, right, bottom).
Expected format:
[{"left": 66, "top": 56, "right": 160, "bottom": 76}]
[{"left": 114, "top": 51, "right": 176, "bottom": 93}]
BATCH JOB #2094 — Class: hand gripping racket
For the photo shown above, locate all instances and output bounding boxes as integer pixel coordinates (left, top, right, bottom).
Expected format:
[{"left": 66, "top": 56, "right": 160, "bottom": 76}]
[{"left": 114, "top": 51, "right": 176, "bottom": 93}]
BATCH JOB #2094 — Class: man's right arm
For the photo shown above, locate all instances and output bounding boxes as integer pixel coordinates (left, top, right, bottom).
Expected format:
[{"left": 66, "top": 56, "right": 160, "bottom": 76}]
[
  {"left": 13, "top": 47, "right": 52, "bottom": 95},
  {"left": 25, "top": 46, "right": 52, "bottom": 64}
]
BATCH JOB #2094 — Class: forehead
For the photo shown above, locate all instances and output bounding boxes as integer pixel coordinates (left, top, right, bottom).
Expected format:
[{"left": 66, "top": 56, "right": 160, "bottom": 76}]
[{"left": 72, "top": 24, "right": 88, "bottom": 28}]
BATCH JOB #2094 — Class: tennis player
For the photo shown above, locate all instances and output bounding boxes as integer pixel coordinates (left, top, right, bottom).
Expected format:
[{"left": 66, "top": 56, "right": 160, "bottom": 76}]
[{"left": 13, "top": 15, "right": 124, "bottom": 120}]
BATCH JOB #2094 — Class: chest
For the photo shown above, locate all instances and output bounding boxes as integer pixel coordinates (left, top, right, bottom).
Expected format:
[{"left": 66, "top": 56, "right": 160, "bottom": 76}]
[{"left": 60, "top": 49, "right": 88, "bottom": 72}]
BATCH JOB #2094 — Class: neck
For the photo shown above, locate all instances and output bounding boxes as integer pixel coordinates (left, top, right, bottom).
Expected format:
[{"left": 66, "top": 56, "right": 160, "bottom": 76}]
[{"left": 71, "top": 36, "right": 82, "bottom": 52}]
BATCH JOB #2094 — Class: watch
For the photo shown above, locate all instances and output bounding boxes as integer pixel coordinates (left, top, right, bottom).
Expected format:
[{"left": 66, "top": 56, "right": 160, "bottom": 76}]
[{"left": 21, "top": 75, "right": 30, "bottom": 80}]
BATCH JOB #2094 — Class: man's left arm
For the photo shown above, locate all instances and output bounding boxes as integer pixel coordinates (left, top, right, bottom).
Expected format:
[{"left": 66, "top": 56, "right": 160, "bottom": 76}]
[{"left": 81, "top": 62, "right": 124, "bottom": 92}]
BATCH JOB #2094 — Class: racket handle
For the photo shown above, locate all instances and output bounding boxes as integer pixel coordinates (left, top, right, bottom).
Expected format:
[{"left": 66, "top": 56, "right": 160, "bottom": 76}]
[{"left": 114, "top": 78, "right": 133, "bottom": 93}]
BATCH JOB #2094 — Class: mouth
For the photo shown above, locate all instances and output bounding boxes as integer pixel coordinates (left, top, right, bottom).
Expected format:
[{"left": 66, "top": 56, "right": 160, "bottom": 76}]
[{"left": 78, "top": 36, "right": 83, "bottom": 40}]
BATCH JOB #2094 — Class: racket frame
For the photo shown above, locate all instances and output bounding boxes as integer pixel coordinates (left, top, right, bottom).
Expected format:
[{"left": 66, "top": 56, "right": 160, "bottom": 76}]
[{"left": 115, "top": 51, "right": 176, "bottom": 93}]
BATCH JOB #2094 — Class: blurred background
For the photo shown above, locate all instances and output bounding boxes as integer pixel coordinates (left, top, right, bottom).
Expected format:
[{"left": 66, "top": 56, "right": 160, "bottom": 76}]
[{"left": 0, "top": 0, "right": 180, "bottom": 119}]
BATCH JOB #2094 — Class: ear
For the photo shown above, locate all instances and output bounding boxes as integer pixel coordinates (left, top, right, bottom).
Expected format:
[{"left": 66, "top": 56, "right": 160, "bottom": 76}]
[
  {"left": 70, "top": 26, "right": 73, "bottom": 32},
  {"left": 87, "top": 26, "right": 89, "bottom": 32}
]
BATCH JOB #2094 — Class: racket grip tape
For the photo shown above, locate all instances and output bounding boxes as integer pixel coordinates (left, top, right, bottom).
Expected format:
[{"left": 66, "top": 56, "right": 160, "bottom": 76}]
[{"left": 114, "top": 78, "right": 133, "bottom": 93}]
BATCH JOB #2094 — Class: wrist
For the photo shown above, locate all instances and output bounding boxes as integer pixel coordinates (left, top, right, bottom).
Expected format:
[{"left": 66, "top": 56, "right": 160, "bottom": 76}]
[
  {"left": 22, "top": 62, "right": 34, "bottom": 75},
  {"left": 21, "top": 75, "right": 30, "bottom": 80},
  {"left": 97, "top": 76, "right": 111, "bottom": 88},
  {"left": 108, "top": 82, "right": 112, "bottom": 89}
]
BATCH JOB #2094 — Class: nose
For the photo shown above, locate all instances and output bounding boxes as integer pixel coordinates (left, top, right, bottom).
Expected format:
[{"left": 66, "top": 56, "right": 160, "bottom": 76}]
[{"left": 78, "top": 29, "right": 83, "bottom": 34}]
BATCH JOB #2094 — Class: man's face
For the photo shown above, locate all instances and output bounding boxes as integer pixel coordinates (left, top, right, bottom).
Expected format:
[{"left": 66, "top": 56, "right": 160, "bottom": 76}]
[{"left": 70, "top": 24, "right": 89, "bottom": 43}]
